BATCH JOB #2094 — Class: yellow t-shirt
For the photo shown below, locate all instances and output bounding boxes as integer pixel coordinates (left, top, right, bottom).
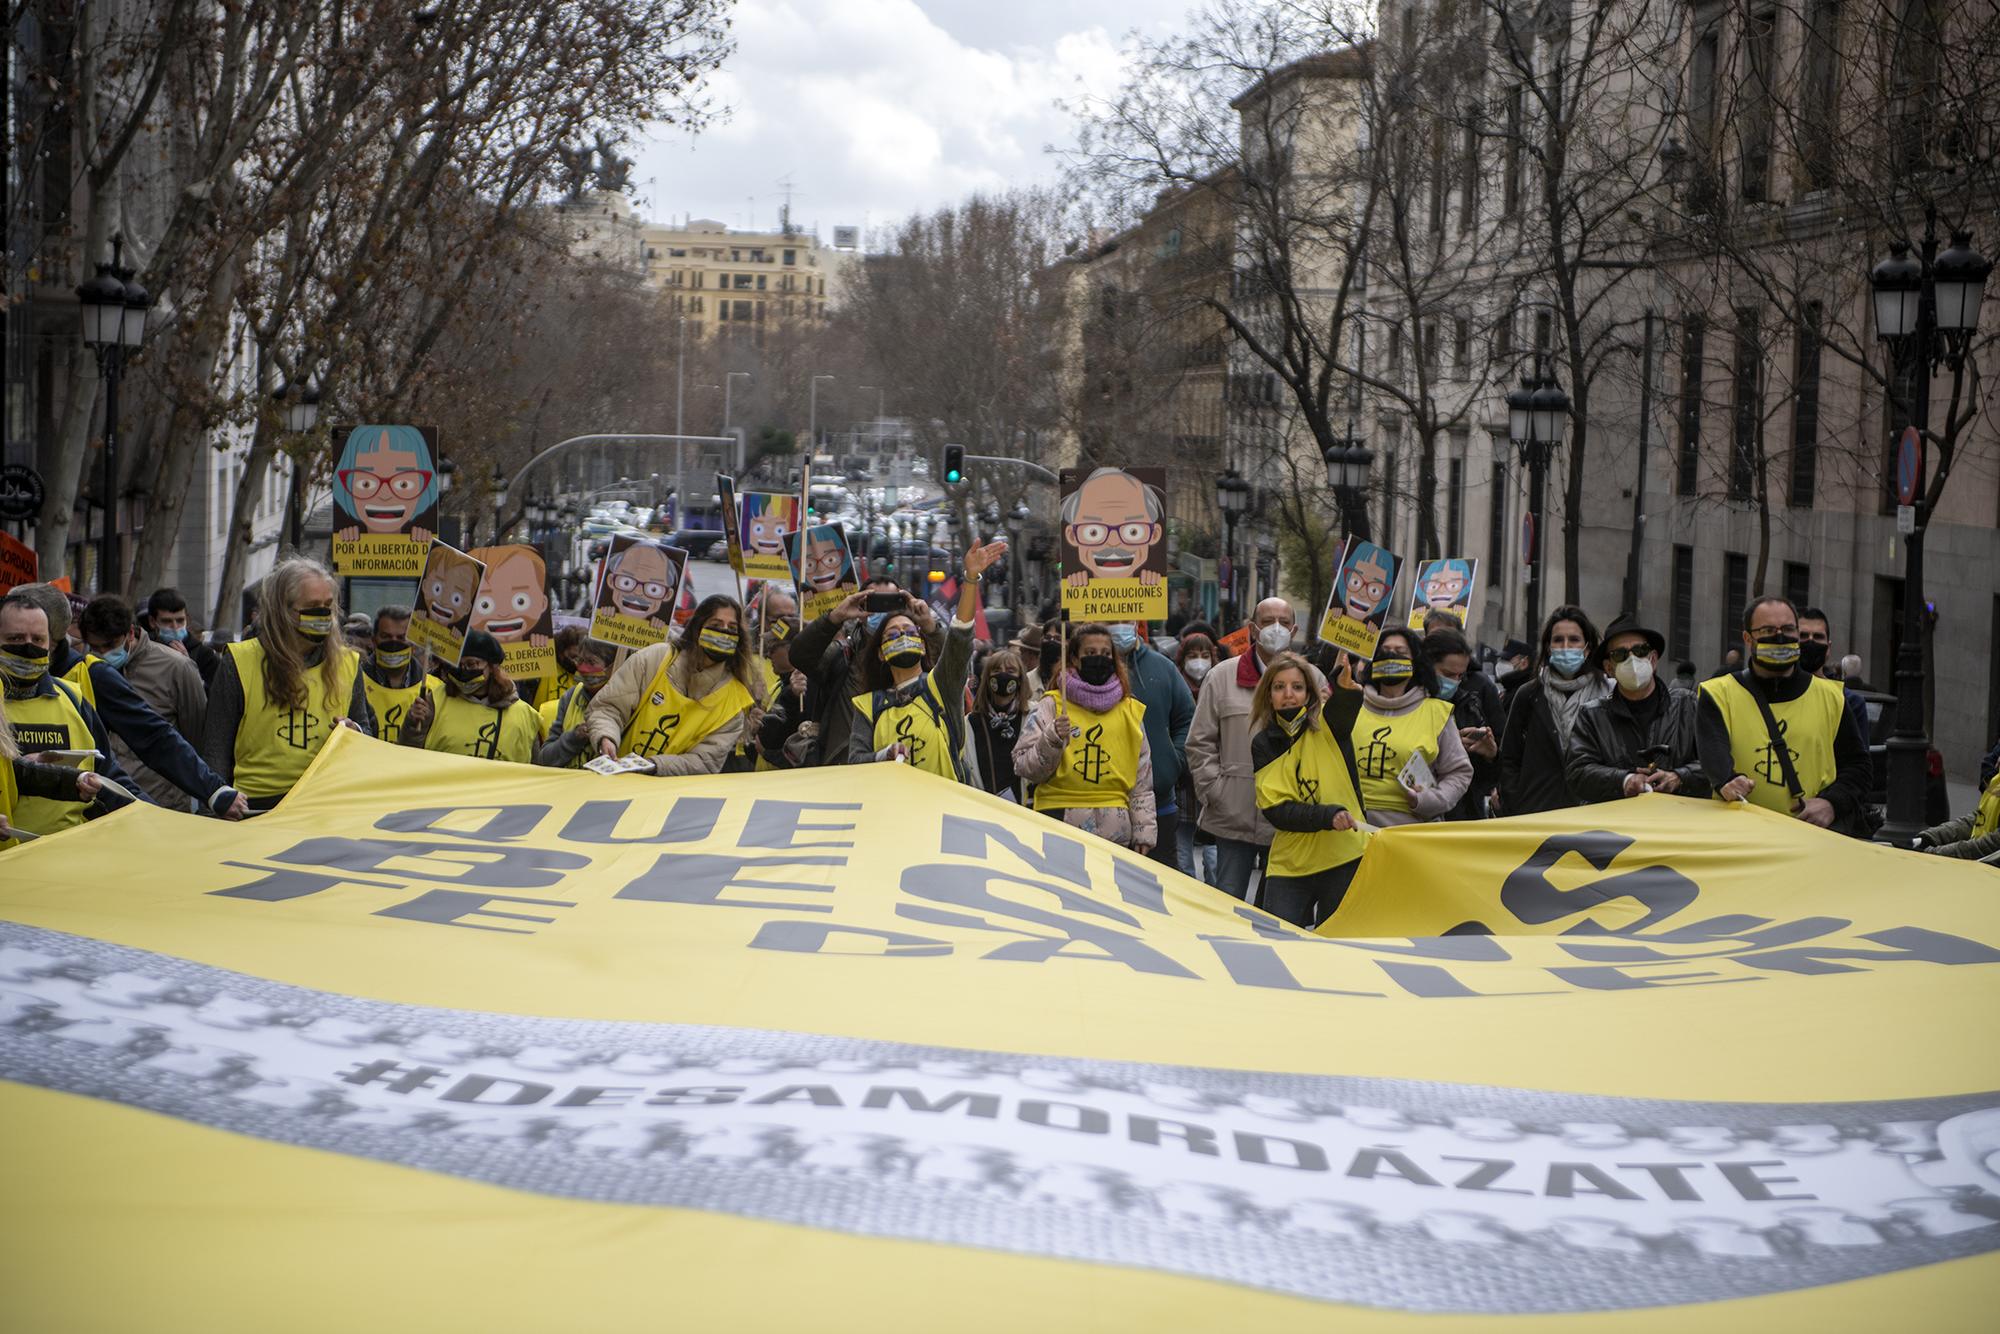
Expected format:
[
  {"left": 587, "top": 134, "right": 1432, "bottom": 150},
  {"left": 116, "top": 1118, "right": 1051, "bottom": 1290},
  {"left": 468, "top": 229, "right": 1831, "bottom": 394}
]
[
  {"left": 425, "top": 692, "right": 548, "bottom": 764},
  {"left": 1351, "top": 697, "right": 1456, "bottom": 816},
  {"left": 1254, "top": 721, "right": 1368, "bottom": 877},
  {"left": 1031, "top": 693, "right": 1146, "bottom": 812},
  {"left": 226, "top": 640, "right": 360, "bottom": 799}
]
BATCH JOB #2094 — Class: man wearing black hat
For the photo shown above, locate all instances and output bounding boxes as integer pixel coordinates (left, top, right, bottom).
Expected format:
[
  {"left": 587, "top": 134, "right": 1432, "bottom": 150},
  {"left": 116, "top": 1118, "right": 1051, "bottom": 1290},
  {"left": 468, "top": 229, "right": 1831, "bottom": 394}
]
[
  {"left": 1496, "top": 637, "right": 1535, "bottom": 697},
  {"left": 1565, "top": 612, "right": 1709, "bottom": 803}
]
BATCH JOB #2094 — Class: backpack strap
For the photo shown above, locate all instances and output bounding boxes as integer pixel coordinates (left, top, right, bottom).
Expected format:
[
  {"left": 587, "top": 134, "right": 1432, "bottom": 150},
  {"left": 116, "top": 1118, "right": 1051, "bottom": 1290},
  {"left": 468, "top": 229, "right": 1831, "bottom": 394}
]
[{"left": 1739, "top": 673, "right": 1806, "bottom": 807}]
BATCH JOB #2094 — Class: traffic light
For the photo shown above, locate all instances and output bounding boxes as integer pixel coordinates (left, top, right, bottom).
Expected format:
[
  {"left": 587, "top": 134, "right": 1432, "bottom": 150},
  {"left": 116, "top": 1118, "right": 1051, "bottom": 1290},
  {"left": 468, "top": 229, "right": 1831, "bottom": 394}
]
[{"left": 942, "top": 444, "right": 966, "bottom": 488}]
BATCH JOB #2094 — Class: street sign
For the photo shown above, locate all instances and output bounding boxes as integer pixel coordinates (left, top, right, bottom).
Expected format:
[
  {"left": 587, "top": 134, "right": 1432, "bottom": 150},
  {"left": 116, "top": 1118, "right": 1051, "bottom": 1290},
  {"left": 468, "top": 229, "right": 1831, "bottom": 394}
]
[
  {"left": 1895, "top": 426, "right": 1923, "bottom": 506},
  {"left": 0, "top": 463, "right": 45, "bottom": 520},
  {"left": 1896, "top": 504, "right": 1916, "bottom": 536}
]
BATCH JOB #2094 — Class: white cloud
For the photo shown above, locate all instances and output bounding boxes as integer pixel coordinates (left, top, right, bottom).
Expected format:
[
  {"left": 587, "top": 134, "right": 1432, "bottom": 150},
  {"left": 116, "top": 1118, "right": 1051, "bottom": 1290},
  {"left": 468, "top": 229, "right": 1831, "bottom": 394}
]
[{"left": 628, "top": 0, "right": 1164, "bottom": 240}]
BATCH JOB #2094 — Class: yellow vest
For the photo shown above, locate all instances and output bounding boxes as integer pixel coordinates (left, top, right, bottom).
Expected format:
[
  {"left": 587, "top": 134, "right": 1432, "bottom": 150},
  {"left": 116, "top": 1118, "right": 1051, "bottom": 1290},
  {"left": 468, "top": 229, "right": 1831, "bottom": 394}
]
[
  {"left": 363, "top": 673, "right": 442, "bottom": 746},
  {"left": 619, "top": 651, "right": 754, "bottom": 760},
  {"left": 226, "top": 639, "right": 361, "bottom": 799},
  {"left": 540, "top": 684, "right": 595, "bottom": 768},
  {"left": 1971, "top": 771, "right": 2000, "bottom": 840},
  {"left": 853, "top": 674, "right": 962, "bottom": 781},
  {"left": 1700, "top": 674, "right": 1843, "bottom": 812},
  {"left": 1031, "top": 692, "right": 1146, "bottom": 812},
  {"left": 60, "top": 654, "right": 100, "bottom": 713},
  {"left": 1254, "top": 721, "right": 1368, "bottom": 877},
  {"left": 0, "top": 751, "right": 17, "bottom": 849},
  {"left": 425, "top": 692, "right": 547, "bottom": 764},
  {"left": 533, "top": 668, "right": 577, "bottom": 711},
  {"left": 1351, "top": 696, "right": 1456, "bottom": 816},
  {"left": 7, "top": 679, "right": 97, "bottom": 835}
]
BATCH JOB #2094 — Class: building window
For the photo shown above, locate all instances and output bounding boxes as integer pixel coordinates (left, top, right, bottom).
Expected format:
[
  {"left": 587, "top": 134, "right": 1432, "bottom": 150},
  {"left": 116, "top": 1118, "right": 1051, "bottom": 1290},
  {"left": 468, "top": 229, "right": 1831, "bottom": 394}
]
[
  {"left": 1494, "top": 311, "right": 1513, "bottom": 359},
  {"left": 1488, "top": 456, "right": 1508, "bottom": 569},
  {"left": 718, "top": 303, "right": 730, "bottom": 322},
  {"left": 1459, "top": 113, "right": 1479, "bottom": 233},
  {"left": 755, "top": 303, "right": 766, "bottom": 323},
  {"left": 1800, "top": 1, "right": 1842, "bottom": 189},
  {"left": 1533, "top": 311, "right": 1552, "bottom": 352},
  {"left": 1422, "top": 320, "right": 1441, "bottom": 371},
  {"left": 1722, "top": 551, "right": 1749, "bottom": 655},
  {"left": 1783, "top": 560, "right": 1810, "bottom": 611},
  {"left": 1381, "top": 438, "right": 1399, "bottom": 550},
  {"left": 1452, "top": 317, "right": 1471, "bottom": 373},
  {"left": 1502, "top": 87, "right": 1523, "bottom": 217},
  {"left": 1677, "top": 315, "right": 1705, "bottom": 495},
  {"left": 1740, "top": 9, "right": 1776, "bottom": 203},
  {"left": 784, "top": 249, "right": 796, "bottom": 265},
  {"left": 1671, "top": 544, "right": 1695, "bottom": 661},
  {"left": 1729, "top": 308, "right": 1761, "bottom": 502},
  {"left": 734, "top": 274, "right": 753, "bottom": 290},
  {"left": 1689, "top": 21, "right": 1721, "bottom": 175},
  {"left": 1446, "top": 455, "right": 1464, "bottom": 552},
  {"left": 734, "top": 301, "right": 752, "bottom": 322},
  {"left": 756, "top": 275, "right": 766, "bottom": 290},
  {"left": 1387, "top": 322, "right": 1404, "bottom": 372},
  {"left": 1429, "top": 121, "right": 1447, "bottom": 235},
  {"left": 1789, "top": 303, "right": 1822, "bottom": 508}
]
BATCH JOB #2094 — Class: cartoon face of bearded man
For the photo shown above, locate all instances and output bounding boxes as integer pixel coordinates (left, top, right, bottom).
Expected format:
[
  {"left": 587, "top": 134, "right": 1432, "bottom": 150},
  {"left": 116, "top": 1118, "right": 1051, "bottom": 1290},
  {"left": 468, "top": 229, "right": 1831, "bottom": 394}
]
[
  {"left": 1061, "top": 468, "right": 1163, "bottom": 578},
  {"left": 799, "top": 527, "right": 849, "bottom": 593},
  {"left": 603, "top": 542, "right": 675, "bottom": 624},
  {"left": 744, "top": 497, "right": 794, "bottom": 555},
  {"left": 1341, "top": 543, "right": 1394, "bottom": 622},
  {"left": 420, "top": 550, "right": 481, "bottom": 628},
  {"left": 473, "top": 547, "right": 550, "bottom": 642}
]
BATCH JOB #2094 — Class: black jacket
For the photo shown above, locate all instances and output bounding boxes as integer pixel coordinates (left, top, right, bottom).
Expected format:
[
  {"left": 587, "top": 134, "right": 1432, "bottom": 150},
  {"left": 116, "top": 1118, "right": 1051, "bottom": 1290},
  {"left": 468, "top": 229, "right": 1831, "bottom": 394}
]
[
  {"left": 1498, "top": 678, "right": 1583, "bottom": 814},
  {"left": 1565, "top": 686, "right": 1709, "bottom": 803},
  {"left": 1445, "top": 665, "right": 1505, "bottom": 818}
]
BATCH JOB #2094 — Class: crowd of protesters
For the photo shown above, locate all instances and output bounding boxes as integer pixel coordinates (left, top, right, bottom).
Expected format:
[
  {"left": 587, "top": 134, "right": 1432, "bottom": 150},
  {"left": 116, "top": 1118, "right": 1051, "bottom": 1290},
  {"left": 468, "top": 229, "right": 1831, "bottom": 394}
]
[{"left": 6, "top": 544, "right": 1997, "bottom": 910}]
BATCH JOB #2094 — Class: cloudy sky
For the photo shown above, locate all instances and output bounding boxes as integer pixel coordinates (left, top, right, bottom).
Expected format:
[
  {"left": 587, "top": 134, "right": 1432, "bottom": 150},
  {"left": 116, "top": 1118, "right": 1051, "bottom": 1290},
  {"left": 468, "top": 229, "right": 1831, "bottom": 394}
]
[{"left": 627, "top": 0, "right": 1178, "bottom": 243}]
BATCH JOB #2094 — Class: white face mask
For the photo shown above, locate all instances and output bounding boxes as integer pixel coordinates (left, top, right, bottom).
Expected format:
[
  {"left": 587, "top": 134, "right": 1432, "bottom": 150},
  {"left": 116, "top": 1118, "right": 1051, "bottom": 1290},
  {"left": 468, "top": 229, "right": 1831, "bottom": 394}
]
[
  {"left": 1256, "top": 622, "right": 1293, "bottom": 655},
  {"left": 1183, "top": 657, "right": 1212, "bottom": 680},
  {"left": 1613, "top": 656, "right": 1655, "bottom": 693}
]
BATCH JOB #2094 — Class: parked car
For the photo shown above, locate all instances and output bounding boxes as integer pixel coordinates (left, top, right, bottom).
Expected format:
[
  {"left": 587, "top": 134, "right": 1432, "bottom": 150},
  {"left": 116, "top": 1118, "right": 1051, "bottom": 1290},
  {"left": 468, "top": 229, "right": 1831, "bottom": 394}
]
[
  {"left": 1856, "top": 689, "right": 1948, "bottom": 825},
  {"left": 665, "top": 528, "right": 727, "bottom": 561}
]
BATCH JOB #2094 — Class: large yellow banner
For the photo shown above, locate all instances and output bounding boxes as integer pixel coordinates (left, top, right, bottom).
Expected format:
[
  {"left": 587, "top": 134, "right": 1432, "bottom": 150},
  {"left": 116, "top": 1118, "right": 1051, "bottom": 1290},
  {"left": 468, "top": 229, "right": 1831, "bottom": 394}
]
[{"left": 1, "top": 729, "right": 1995, "bottom": 1331}]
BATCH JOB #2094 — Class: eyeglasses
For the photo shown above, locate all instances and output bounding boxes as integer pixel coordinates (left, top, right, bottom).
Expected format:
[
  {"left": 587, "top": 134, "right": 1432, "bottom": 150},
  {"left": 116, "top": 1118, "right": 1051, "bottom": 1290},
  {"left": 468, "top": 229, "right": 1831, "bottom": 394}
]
[
  {"left": 1068, "top": 521, "right": 1158, "bottom": 547},
  {"left": 340, "top": 469, "right": 431, "bottom": 500},
  {"left": 1603, "top": 645, "right": 1656, "bottom": 664},
  {"left": 805, "top": 548, "right": 845, "bottom": 574},
  {"left": 611, "top": 573, "right": 671, "bottom": 600}
]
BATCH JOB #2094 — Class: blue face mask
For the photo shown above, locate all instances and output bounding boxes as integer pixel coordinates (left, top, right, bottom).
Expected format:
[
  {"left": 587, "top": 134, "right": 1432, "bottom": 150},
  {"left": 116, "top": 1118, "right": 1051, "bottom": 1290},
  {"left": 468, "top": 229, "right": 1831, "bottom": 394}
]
[
  {"left": 1436, "top": 675, "right": 1460, "bottom": 700},
  {"left": 98, "top": 645, "right": 131, "bottom": 672},
  {"left": 1109, "top": 625, "right": 1138, "bottom": 653},
  {"left": 1549, "top": 647, "right": 1589, "bottom": 677},
  {"left": 865, "top": 612, "right": 887, "bottom": 635},
  {"left": 155, "top": 627, "right": 187, "bottom": 644}
]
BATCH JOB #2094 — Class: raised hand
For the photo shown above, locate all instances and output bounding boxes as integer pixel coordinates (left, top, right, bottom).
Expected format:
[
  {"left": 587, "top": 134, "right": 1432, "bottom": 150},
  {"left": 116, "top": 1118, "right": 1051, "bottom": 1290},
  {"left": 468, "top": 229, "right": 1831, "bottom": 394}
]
[{"left": 963, "top": 540, "right": 1008, "bottom": 579}]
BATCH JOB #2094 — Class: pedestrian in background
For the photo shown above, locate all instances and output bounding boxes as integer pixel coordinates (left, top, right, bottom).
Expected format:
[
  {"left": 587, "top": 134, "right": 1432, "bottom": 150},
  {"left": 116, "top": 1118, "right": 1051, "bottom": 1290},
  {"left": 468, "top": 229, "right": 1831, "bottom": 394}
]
[
  {"left": 1423, "top": 625, "right": 1500, "bottom": 820},
  {"left": 1498, "top": 605, "right": 1606, "bottom": 815},
  {"left": 1113, "top": 620, "right": 1193, "bottom": 870}
]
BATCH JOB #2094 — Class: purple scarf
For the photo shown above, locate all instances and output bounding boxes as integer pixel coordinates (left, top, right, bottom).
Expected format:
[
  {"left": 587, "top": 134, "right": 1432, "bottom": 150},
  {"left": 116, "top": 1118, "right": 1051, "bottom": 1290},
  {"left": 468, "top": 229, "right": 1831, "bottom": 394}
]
[{"left": 1059, "top": 670, "right": 1126, "bottom": 713}]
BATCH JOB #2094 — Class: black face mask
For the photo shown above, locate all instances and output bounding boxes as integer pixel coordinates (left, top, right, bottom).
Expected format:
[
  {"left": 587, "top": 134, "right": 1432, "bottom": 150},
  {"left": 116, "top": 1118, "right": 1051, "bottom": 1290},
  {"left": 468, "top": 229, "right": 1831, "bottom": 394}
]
[
  {"left": 1076, "top": 655, "right": 1116, "bottom": 686},
  {"left": 1798, "top": 641, "right": 1830, "bottom": 674},
  {"left": 1039, "top": 642, "right": 1061, "bottom": 679},
  {"left": 989, "top": 674, "right": 1019, "bottom": 697}
]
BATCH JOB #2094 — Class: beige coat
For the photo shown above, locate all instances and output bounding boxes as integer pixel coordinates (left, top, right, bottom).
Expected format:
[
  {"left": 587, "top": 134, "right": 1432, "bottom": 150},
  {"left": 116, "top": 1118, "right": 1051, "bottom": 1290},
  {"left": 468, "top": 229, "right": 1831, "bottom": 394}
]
[
  {"left": 585, "top": 642, "right": 761, "bottom": 776},
  {"left": 1185, "top": 652, "right": 1325, "bottom": 845}
]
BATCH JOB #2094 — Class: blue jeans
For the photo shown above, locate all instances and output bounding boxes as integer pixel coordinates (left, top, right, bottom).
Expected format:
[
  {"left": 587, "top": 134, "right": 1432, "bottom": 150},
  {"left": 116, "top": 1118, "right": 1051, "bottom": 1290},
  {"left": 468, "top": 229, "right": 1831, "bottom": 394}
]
[
  {"left": 1212, "top": 837, "right": 1264, "bottom": 902},
  {"left": 1175, "top": 822, "right": 1217, "bottom": 884}
]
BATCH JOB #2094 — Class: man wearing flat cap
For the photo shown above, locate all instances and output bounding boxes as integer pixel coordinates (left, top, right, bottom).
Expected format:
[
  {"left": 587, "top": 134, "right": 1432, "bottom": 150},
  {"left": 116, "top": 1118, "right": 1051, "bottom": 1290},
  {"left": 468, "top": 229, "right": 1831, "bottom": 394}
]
[{"left": 1563, "top": 611, "right": 1709, "bottom": 803}]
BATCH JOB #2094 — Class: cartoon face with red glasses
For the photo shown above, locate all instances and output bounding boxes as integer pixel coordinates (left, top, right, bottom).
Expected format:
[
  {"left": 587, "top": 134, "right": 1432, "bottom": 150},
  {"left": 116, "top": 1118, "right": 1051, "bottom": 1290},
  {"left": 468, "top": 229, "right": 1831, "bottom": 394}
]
[{"left": 333, "top": 426, "right": 438, "bottom": 544}]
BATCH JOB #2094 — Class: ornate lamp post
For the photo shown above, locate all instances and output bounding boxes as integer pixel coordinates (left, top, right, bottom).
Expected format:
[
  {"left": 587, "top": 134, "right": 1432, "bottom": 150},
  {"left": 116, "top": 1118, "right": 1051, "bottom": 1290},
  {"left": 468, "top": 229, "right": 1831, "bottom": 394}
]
[
  {"left": 1505, "top": 355, "right": 1570, "bottom": 637},
  {"left": 76, "top": 236, "right": 151, "bottom": 589},
  {"left": 1869, "top": 216, "right": 1989, "bottom": 845}
]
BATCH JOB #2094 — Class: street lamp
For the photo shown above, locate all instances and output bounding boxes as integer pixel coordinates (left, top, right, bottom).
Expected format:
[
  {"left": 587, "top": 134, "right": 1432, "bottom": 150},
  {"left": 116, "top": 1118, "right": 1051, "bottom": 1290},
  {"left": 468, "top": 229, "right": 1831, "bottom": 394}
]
[
  {"left": 1869, "top": 215, "right": 1990, "bottom": 846},
  {"left": 76, "top": 235, "right": 151, "bottom": 591},
  {"left": 1505, "top": 354, "right": 1570, "bottom": 637},
  {"left": 1215, "top": 469, "right": 1251, "bottom": 616},
  {"left": 273, "top": 379, "right": 322, "bottom": 550},
  {"left": 491, "top": 461, "right": 509, "bottom": 545},
  {"left": 724, "top": 371, "right": 751, "bottom": 431},
  {"left": 808, "top": 374, "right": 835, "bottom": 451},
  {"left": 1006, "top": 503, "right": 1027, "bottom": 618},
  {"left": 1320, "top": 432, "right": 1374, "bottom": 537}
]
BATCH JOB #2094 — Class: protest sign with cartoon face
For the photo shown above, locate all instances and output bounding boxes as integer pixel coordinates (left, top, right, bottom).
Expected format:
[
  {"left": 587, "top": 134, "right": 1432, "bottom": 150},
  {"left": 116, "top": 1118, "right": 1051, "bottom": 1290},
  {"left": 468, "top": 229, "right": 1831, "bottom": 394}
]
[
  {"left": 330, "top": 426, "right": 439, "bottom": 577},
  {"left": 1058, "top": 466, "right": 1168, "bottom": 621},
  {"left": 717, "top": 474, "right": 746, "bottom": 576},
  {"left": 409, "top": 540, "right": 486, "bottom": 667},
  {"left": 1405, "top": 556, "right": 1479, "bottom": 631},
  {"left": 468, "top": 544, "right": 557, "bottom": 678},
  {"left": 739, "top": 492, "right": 801, "bottom": 581},
  {"left": 1318, "top": 538, "right": 1402, "bottom": 658},
  {"left": 783, "top": 523, "right": 858, "bottom": 621},
  {"left": 590, "top": 535, "right": 688, "bottom": 651}
]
